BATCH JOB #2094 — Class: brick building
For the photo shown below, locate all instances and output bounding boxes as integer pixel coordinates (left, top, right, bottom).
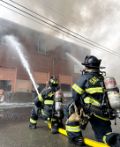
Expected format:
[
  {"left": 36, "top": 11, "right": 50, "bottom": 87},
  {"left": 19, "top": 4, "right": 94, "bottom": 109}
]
[{"left": 0, "top": 18, "right": 90, "bottom": 93}]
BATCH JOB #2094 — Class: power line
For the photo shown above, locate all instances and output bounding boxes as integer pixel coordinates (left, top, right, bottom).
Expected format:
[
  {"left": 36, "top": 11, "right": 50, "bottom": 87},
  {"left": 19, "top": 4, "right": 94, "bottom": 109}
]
[
  {"left": 0, "top": 4, "right": 89, "bottom": 54},
  {"left": 6, "top": 1, "right": 120, "bottom": 58},
  {"left": 39, "top": 0, "right": 81, "bottom": 27},
  {"left": 9, "top": 0, "right": 80, "bottom": 30},
  {"left": 0, "top": 3, "right": 90, "bottom": 47},
  {"left": 1, "top": 0, "right": 120, "bottom": 57},
  {"left": 8, "top": 0, "right": 120, "bottom": 56},
  {"left": 0, "top": 4, "right": 61, "bottom": 34},
  {"left": 1, "top": 1, "right": 73, "bottom": 34}
]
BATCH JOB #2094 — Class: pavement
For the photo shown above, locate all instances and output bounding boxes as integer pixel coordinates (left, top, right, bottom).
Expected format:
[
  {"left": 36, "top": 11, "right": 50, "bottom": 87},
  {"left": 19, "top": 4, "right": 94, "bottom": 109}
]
[
  {"left": 0, "top": 92, "right": 119, "bottom": 147},
  {"left": 0, "top": 107, "right": 93, "bottom": 147}
]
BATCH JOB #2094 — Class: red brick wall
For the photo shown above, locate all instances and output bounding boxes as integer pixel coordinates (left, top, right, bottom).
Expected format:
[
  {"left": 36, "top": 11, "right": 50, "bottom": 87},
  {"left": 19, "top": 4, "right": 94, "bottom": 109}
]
[{"left": 0, "top": 67, "right": 17, "bottom": 92}]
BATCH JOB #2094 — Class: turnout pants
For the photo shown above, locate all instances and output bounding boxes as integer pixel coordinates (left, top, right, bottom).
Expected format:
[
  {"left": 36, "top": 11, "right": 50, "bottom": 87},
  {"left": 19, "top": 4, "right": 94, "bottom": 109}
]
[{"left": 89, "top": 115, "right": 112, "bottom": 142}]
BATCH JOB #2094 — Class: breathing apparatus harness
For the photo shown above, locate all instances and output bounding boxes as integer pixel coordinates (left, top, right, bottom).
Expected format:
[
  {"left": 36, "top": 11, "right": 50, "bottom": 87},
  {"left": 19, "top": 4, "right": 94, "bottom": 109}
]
[
  {"left": 78, "top": 70, "right": 120, "bottom": 129},
  {"left": 67, "top": 69, "right": 120, "bottom": 131},
  {"left": 83, "top": 70, "right": 120, "bottom": 121}
]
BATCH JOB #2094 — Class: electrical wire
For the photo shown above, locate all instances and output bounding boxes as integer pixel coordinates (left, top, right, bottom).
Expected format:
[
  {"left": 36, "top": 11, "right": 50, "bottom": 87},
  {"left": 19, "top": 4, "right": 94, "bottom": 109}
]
[
  {"left": 39, "top": 0, "right": 81, "bottom": 27},
  {"left": 9, "top": 0, "right": 78, "bottom": 25},
  {"left": 8, "top": 0, "right": 120, "bottom": 55},
  {"left": 0, "top": 4, "right": 60, "bottom": 34},
  {"left": 1, "top": 0, "right": 120, "bottom": 57},
  {"left": 0, "top": 3, "right": 88, "bottom": 44},
  {"left": 0, "top": 3, "right": 90, "bottom": 50},
  {"left": 9, "top": 0, "right": 80, "bottom": 31},
  {"left": 0, "top": 1, "right": 115, "bottom": 51}
]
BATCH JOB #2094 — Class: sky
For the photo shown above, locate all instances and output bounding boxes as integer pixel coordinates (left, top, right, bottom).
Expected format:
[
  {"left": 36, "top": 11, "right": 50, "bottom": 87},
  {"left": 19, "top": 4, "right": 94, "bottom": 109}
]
[{"left": 0, "top": 0, "right": 120, "bottom": 83}]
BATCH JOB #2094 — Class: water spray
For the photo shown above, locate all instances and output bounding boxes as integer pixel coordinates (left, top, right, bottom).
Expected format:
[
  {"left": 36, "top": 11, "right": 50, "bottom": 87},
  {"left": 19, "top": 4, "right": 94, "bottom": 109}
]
[
  {"left": 3, "top": 35, "right": 39, "bottom": 96},
  {"left": 65, "top": 52, "right": 83, "bottom": 68}
]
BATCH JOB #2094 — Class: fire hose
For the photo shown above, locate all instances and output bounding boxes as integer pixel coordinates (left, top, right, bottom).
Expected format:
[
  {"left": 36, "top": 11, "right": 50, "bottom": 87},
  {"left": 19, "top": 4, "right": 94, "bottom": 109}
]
[{"left": 47, "top": 122, "right": 109, "bottom": 147}]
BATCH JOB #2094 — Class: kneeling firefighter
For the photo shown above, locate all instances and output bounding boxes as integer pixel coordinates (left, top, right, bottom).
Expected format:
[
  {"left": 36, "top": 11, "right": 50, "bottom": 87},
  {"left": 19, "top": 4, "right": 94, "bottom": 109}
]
[
  {"left": 65, "top": 55, "right": 120, "bottom": 146},
  {"left": 29, "top": 76, "right": 64, "bottom": 134}
]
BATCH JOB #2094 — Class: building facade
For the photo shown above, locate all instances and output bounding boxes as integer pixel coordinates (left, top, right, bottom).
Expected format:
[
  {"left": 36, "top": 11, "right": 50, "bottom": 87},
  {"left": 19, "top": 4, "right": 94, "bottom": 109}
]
[{"left": 0, "top": 18, "right": 90, "bottom": 93}]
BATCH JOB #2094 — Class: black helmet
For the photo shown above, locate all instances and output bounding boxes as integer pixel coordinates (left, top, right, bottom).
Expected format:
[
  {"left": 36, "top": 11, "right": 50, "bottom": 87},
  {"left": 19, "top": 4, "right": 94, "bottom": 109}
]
[
  {"left": 82, "top": 55, "right": 104, "bottom": 69},
  {"left": 49, "top": 76, "right": 59, "bottom": 88}
]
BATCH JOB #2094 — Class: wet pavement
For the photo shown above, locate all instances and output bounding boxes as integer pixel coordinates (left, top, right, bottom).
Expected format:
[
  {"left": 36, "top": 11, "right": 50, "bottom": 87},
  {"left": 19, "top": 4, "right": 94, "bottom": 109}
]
[
  {"left": 0, "top": 92, "right": 120, "bottom": 147},
  {"left": 0, "top": 108, "right": 82, "bottom": 147},
  {"left": 0, "top": 117, "right": 68, "bottom": 147}
]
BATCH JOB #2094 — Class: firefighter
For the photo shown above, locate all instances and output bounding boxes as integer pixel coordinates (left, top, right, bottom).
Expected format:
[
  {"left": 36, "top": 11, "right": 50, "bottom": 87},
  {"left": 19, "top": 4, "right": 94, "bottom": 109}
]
[
  {"left": 66, "top": 55, "right": 120, "bottom": 146},
  {"left": 29, "top": 76, "right": 63, "bottom": 134}
]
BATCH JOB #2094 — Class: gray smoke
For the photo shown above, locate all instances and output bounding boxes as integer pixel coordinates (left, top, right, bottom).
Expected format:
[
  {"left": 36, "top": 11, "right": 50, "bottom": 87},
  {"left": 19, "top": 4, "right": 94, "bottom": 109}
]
[
  {"left": 37, "top": 0, "right": 120, "bottom": 84},
  {"left": 1, "top": 0, "right": 120, "bottom": 83},
  {"left": 1, "top": 0, "right": 120, "bottom": 49}
]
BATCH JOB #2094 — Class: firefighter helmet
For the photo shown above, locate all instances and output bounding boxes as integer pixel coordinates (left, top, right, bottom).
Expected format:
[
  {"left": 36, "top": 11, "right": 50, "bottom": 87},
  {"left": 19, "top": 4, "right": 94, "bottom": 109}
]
[
  {"left": 49, "top": 76, "right": 59, "bottom": 87},
  {"left": 82, "top": 55, "right": 104, "bottom": 69}
]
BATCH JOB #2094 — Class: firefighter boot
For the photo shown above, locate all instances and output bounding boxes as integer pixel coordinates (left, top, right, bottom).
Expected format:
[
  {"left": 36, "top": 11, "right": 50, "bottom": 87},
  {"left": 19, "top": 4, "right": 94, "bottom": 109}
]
[
  {"left": 29, "top": 107, "right": 38, "bottom": 129},
  {"left": 69, "top": 137, "right": 85, "bottom": 146},
  {"left": 29, "top": 117, "right": 37, "bottom": 129},
  {"left": 51, "top": 123, "right": 58, "bottom": 134},
  {"left": 66, "top": 121, "right": 85, "bottom": 146}
]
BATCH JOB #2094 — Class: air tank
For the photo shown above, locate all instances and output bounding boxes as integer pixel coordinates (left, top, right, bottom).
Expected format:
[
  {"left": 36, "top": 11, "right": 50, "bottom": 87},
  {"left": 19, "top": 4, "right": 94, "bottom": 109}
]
[
  {"left": 54, "top": 90, "right": 63, "bottom": 114},
  {"left": 104, "top": 77, "right": 120, "bottom": 116}
]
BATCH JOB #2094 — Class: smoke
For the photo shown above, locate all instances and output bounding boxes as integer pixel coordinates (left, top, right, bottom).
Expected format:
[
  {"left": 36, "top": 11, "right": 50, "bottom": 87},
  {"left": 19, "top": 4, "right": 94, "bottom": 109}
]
[
  {"left": 65, "top": 52, "right": 82, "bottom": 67},
  {"left": 23, "top": 0, "right": 120, "bottom": 48},
  {"left": 1, "top": 0, "right": 120, "bottom": 49},
  {"left": 3, "top": 35, "right": 39, "bottom": 95},
  {"left": 37, "top": 0, "right": 120, "bottom": 83},
  {"left": 1, "top": 0, "right": 120, "bottom": 50},
  {"left": 1, "top": 0, "right": 120, "bottom": 82}
]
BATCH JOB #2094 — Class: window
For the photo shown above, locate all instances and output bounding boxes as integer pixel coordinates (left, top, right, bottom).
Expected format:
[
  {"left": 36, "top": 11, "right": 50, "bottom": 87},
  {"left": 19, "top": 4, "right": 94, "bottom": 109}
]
[{"left": 36, "top": 39, "right": 47, "bottom": 55}]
